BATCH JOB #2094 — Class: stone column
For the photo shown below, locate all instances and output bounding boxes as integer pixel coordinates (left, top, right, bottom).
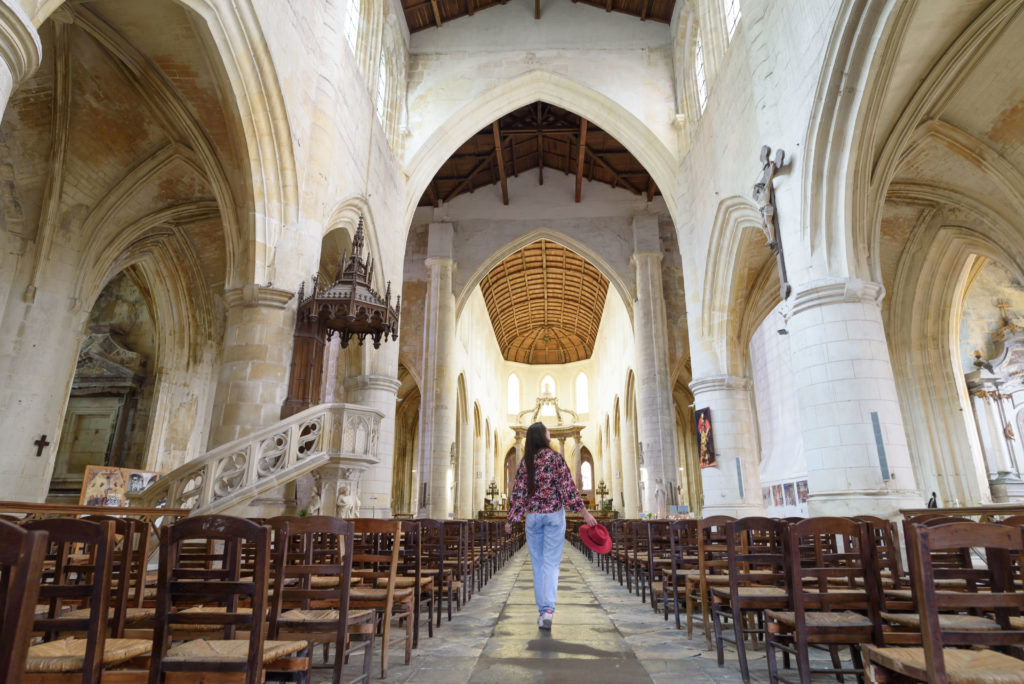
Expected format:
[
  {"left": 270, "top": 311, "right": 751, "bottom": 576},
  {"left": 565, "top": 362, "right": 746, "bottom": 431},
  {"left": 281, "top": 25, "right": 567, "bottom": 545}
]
[
  {"left": 621, "top": 413, "right": 640, "bottom": 517},
  {"left": 472, "top": 425, "right": 485, "bottom": 515},
  {"left": 0, "top": 3, "right": 40, "bottom": 121},
  {"left": 417, "top": 223, "right": 457, "bottom": 519},
  {"left": 787, "top": 278, "right": 920, "bottom": 517},
  {"left": 689, "top": 374, "right": 765, "bottom": 517},
  {"left": 457, "top": 416, "right": 473, "bottom": 518},
  {"left": 631, "top": 215, "right": 680, "bottom": 514},
  {"left": 344, "top": 374, "right": 401, "bottom": 518},
  {"left": 209, "top": 286, "right": 295, "bottom": 447}
]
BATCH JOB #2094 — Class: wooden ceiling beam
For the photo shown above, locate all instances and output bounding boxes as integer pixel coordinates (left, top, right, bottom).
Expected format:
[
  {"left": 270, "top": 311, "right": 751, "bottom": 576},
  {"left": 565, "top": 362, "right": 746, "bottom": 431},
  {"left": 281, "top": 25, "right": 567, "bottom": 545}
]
[
  {"left": 430, "top": 0, "right": 443, "bottom": 27},
  {"left": 605, "top": 0, "right": 613, "bottom": 11},
  {"left": 575, "top": 118, "right": 587, "bottom": 203},
  {"left": 443, "top": 149, "right": 496, "bottom": 202},
  {"left": 584, "top": 146, "right": 642, "bottom": 194},
  {"left": 536, "top": 102, "right": 544, "bottom": 186},
  {"left": 535, "top": 0, "right": 541, "bottom": 20},
  {"left": 492, "top": 121, "right": 509, "bottom": 205},
  {"left": 641, "top": 0, "right": 651, "bottom": 20}
]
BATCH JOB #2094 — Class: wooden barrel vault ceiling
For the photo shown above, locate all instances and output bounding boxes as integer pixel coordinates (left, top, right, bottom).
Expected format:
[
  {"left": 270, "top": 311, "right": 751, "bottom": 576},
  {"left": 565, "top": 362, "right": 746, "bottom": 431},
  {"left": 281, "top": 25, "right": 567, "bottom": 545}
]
[
  {"left": 402, "top": 1, "right": 676, "bottom": 33},
  {"left": 480, "top": 240, "right": 610, "bottom": 365},
  {"left": 418, "top": 101, "right": 661, "bottom": 207}
]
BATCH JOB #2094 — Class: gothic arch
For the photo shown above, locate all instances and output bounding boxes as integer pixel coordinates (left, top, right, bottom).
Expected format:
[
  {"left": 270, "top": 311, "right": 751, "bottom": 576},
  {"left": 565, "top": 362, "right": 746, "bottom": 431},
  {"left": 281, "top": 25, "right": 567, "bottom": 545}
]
[
  {"left": 455, "top": 227, "right": 633, "bottom": 322},
  {"left": 403, "top": 70, "right": 678, "bottom": 228},
  {"left": 27, "top": 0, "right": 298, "bottom": 286},
  {"left": 323, "top": 195, "right": 388, "bottom": 292}
]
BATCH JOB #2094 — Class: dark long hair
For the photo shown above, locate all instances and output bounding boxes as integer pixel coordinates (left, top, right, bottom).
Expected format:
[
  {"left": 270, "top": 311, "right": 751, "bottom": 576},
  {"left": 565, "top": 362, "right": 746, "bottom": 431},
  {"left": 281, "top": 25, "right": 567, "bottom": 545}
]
[{"left": 523, "top": 422, "right": 550, "bottom": 497}]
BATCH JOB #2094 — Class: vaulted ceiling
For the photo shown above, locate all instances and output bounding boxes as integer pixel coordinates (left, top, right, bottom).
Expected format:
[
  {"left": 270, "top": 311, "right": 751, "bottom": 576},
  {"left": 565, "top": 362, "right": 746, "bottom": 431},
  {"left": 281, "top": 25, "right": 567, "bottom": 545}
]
[
  {"left": 419, "top": 101, "right": 659, "bottom": 207},
  {"left": 401, "top": 0, "right": 675, "bottom": 33},
  {"left": 479, "top": 240, "right": 609, "bottom": 365}
]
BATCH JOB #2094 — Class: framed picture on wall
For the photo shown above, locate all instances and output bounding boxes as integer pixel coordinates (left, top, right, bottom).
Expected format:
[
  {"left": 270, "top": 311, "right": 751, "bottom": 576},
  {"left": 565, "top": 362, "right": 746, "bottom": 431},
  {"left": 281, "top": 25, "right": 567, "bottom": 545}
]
[
  {"left": 783, "top": 482, "right": 797, "bottom": 507},
  {"left": 797, "top": 480, "right": 809, "bottom": 503},
  {"left": 79, "top": 466, "right": 128, "bottom": 507},
  {"left": 695, "top": 407, "right": 717, "bottom": 468}
]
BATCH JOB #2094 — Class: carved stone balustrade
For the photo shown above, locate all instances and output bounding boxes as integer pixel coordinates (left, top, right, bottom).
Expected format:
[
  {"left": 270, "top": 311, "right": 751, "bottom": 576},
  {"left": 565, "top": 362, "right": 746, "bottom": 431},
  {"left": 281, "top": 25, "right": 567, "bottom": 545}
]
[{"left": 132, "top": 403, "right": 383, "bottom": 517}]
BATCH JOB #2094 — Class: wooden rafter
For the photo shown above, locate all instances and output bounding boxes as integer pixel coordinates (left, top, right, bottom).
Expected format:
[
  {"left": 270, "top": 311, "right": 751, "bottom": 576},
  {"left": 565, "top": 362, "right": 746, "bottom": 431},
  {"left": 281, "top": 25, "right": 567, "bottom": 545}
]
[
  {"left": 575, "top": 118, "right": 587, "bottom": 203},
  {"left": 430, "top": 0, "right": 443, "bottom": 27},
  {"left": 402, "top": 0, "right": 675, "bottom": 33},
  {"left": 492, "top": 121, "right": 509, "bottom": 205}
]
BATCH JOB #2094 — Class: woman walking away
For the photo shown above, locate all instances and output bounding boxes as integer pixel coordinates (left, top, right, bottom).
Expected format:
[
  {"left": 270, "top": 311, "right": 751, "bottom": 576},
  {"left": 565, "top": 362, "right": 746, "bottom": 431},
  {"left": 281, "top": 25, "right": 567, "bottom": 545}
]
[{"left": 506, "top": 422, "right": 598, "bottom": 630}]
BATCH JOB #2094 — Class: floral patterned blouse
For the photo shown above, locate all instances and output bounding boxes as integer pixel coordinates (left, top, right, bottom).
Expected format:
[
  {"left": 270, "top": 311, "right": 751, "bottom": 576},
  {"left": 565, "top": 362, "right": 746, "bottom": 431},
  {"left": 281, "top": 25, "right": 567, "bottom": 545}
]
[{"left": 506, "top": 448, "right": 586, "bottom": 523}]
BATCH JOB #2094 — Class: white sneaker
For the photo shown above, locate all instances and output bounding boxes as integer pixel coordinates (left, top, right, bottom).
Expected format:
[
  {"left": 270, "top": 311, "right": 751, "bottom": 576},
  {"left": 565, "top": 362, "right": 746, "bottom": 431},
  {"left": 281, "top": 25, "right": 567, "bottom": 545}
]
[{"left": 539, "top": 610, "right": 553, "bottom": 630}]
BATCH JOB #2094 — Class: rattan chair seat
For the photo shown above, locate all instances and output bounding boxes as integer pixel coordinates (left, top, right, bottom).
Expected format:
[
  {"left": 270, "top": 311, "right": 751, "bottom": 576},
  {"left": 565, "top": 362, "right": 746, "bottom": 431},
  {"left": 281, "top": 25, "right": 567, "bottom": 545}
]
[
  {"left": 350, "top": 586, "right": 415, "bottom": 602},
  {"left": 60, "top": 606, "right": 156, "bottom": 622},
  {"left": 712, "top": 585, "right": 787, "bottom": 599},
  {"left": 864, "top": 645, "right": 1024, "bottom": 684},
  {"left": 375, "top": 576, "right": 432, "bottom": 589},
  {"left": 25, "top": 637, "right": 151, "bottom": 672},
  {"left": 765, "top": 610, "right": 873, "bottom": 628},
  {"left": 278, "top": 608, "right": 374, "bottom": 625},
  {"left": 163, "top": 638, "right": 306, "bottom": 664},
  {"left": 881, "top": 611, "right": 1002, "bottom": 631}
]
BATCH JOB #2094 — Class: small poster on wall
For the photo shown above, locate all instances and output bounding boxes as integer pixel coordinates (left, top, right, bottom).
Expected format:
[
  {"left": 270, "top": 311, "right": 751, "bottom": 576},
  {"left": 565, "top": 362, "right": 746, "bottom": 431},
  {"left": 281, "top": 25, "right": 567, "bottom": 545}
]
[
  {"left": 695, "top": 407, "right": 717, "bottom": 468},
  {"left": 79, "top": 465, "right": 161, "bottom": 507}
]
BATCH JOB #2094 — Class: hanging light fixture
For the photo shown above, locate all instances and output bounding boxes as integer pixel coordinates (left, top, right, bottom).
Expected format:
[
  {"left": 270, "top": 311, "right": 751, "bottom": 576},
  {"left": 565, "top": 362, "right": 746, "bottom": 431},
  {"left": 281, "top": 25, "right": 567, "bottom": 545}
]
[{"left": 295, "top": 216, "right": 401, "bottom": 349}]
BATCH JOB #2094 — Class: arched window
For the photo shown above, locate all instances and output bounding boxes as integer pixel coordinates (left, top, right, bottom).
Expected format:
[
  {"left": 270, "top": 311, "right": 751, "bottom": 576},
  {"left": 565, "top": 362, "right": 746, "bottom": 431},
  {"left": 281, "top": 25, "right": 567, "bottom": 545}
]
[
  {"left": 581, "top": 460, "right": 593, "bottom": 492},
  {"left": 724, "top": 0, "right": 741, "bottom": 40},
  {"left": 507, "top": 374, "right": 520, "bottom": 414},
  {"left": 575, "top": 372, "right": 589, "bottom": 414},
  {"left": 540, "top": 375, "right": 556, "bottom": 397},
  {"left": 694, "top": 34, "right": 708, "bottom": 112},
  {"left": 375, "top": 49, "right": 389, "bottom": 124},
  {"left": 344, "top": 0, "right": 360, "bottom": 51}
]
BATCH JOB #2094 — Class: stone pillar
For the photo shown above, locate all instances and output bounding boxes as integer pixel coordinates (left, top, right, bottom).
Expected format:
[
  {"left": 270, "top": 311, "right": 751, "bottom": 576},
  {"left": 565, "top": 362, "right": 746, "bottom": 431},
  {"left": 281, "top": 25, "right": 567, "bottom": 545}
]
[
  {"left": 208, "top": 286, "right": 295, "bottom": 448},
  {"left": 472, "top": 425, "right": 485, "bottom": 515},
  {"left": 621, "top": 413, "right": 640, "bottom": 517},
  {"left": 0, "top": 3, "right": 40, "bottom": 121},
  {"left": 344, "top": 374, "right": 401, "bottom": 518},
  {"left": 418, "top": 223, "right": 457, "bottom": 519},
  {"left": 631, "top": 216, "right": 680, "bottom": 513},
  {"left": 787, "top": 278, "right": 920, "bottom": 517},
  {"left": 457, "top": 416, "right": 472, "bottom": 518},
  {"left": 689, "top": 374, "right": 765, "bottom": 517}
]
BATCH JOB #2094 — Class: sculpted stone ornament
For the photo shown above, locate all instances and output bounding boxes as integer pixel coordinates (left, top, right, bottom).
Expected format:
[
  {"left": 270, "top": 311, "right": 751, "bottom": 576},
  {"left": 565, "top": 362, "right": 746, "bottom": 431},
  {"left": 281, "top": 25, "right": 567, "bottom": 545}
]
[
  {"left": 753, "top": 145, "right": 792, "bottom": 300},
  {"left": 337, "top": 484, "right": 360, "bottom": 518}
]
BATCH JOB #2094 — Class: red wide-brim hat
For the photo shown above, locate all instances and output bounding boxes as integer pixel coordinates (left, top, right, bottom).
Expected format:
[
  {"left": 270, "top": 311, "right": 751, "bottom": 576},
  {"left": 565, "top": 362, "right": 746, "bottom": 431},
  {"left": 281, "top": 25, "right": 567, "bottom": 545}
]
[{"left": 580, "top": 523, "right": 612, "bottom": 554}]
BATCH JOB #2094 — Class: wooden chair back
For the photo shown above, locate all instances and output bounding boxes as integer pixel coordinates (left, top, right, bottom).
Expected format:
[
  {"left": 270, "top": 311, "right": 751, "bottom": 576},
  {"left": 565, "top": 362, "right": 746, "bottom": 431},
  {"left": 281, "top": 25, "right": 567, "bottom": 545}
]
[
  {"left": 853, "top": 515, "right": 904, "bottom": 586},
  {"left": 22, "top": 518, "right": 116, "bottom": 684},
  {"left": 697, "top": 516, "right": 734, "bottom": 583},
  {"left": 906, "top": 521, "right": 1024, "bottom": 682},
  {"left": 80, "top": 515, "right": 139, "bottom": 637},
  {"left": 725, "top": 517, "right": 787, "bottom": 592},
  {"left": 0, "top": 520, "right": 47, "bottom": 684},
  {"left": 149, "top": 514, "right": 271, "bottom": 684},
  {"left": 783, "top": 517, "right": 882, "bottom": 639}
]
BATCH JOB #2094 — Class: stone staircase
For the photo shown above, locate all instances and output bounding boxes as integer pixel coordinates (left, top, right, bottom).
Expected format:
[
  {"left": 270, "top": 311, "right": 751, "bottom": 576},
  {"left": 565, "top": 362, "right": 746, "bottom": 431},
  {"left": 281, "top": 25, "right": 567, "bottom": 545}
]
[{"left": 132, "top": 403, "right": 384, "bottom": 518}]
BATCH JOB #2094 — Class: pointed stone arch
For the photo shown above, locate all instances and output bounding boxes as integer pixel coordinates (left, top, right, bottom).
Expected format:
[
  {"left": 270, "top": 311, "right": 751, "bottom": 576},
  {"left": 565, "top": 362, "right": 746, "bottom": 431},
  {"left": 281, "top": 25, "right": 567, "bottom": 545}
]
[{"left": 403, "top": 70, "right": 678, "bottom": 229}]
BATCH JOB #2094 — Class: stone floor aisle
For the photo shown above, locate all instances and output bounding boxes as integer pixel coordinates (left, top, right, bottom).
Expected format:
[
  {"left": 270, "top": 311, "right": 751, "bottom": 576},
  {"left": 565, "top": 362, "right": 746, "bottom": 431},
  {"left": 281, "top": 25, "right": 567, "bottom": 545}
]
[{"left": 314, "top": 545, "right": 775, "bottom": 683}]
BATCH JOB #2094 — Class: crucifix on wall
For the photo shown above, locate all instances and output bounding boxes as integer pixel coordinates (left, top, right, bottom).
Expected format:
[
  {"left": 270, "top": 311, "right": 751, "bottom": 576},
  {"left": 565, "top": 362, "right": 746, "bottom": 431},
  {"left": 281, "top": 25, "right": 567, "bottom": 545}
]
[{"left": 753, "top": 145, "right": 792, "bottom": 300}]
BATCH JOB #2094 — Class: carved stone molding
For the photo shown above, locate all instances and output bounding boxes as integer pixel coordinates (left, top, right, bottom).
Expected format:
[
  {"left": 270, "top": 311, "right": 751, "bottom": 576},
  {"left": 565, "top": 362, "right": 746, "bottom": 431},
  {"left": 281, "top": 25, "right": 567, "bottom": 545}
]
[
  {"left": 789, "top": 278, "right": 885, "bottom": 316},
  {"left": 0, "top": 2, "right": 40, "bottom": 86},
  {"left": 343, "top": 374, "right": 402, "bottom": 397},
  {"left": 689, "top": 374, "right": 753, "bottom": 395},
  {"left": 224, "top": 284, "right": 294, "bottom": 309}
]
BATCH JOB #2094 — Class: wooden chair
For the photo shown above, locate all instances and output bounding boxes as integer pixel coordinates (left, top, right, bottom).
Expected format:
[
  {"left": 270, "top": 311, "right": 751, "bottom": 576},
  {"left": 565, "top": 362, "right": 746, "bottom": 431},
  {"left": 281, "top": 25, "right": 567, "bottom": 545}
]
[
  {"left": 711, "top": 517, "right": 789, "bottom": 683},
  {"left": 646, "top": 521, "right": 673, "bottom": 614},
  {"left": 864, "top": 520, "right": 1024, "bottom": 683},
  {"left": 686, "top": 515, "right": 734, "bottom": 648},
  {"left": 853, "top": 515, "right": 905, "bottom": 588},
  {"left": 349, "top": 519, "right": 412, "bottom": 679},
  {"left": 379, "top": 520, "right": 433, "bottom": 647},
  {"left": 442, "top": 521, "right": 470, "bottom": 607},
  {"left": 148, "top": 514, "right": 307, "bottom": 684},
  {"left": 22, "top": 518, "right": 151, "bottom": 683},
  {"left": 267, "top": 516, "right": 375, "bottom": 684},
  {"left": 419, "top": 520, "right": 460, "bottom": 625},
  {"left": 0, "top": 520, "right": 47, "bottom": 684},
  {"left": 764, "top": 517, "right": 883, "bottom": 684},
  {"left": 665, "top": 519, "right": 699, "bottom": 629}
]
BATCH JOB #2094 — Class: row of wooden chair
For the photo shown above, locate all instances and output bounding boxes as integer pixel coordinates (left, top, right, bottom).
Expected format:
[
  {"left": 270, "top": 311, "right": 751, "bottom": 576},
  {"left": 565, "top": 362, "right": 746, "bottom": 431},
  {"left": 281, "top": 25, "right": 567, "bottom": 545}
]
[
  {"left": 573, "top": 513, "right": 1024, "bottom": 684},
  {"left": 0, "top": 513, "right": 526, "bottom": 684}
]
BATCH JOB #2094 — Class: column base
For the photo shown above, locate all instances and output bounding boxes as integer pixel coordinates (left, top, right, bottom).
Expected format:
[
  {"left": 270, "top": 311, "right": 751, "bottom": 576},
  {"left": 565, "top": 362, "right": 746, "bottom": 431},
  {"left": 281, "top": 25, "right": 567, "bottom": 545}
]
[
  {"left": 806, "top": 488, "right": 921, "bottom": 519},
  {"left": 701, "top": 501, "right": 766, "bottom": 518}
]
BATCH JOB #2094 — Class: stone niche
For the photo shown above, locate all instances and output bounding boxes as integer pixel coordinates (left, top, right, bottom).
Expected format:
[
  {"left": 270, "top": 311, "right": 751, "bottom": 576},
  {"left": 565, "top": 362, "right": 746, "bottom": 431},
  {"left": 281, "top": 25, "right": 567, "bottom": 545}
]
[{"left": 47, "top": 325, "right": 147, "bottom": 503}]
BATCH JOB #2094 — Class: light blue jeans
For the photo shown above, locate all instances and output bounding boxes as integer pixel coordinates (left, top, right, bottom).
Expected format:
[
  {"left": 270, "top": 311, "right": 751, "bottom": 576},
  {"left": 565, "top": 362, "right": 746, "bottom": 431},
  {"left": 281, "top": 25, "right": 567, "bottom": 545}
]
[{"left": 525, "top": 509, "right": 566, "bottom": 613}]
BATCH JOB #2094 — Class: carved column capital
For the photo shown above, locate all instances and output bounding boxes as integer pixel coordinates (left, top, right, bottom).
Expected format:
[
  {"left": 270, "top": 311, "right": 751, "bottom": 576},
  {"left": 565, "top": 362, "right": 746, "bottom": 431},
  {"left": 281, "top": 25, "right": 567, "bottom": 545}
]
[
  {"left": 789, "top": 278, "right": 885, "bottom": 316},
  {"left": 343, "top": 374, "right": 402, "bottom": 397},
  {"left": 689, "top": 374, "right": 753, "bottom": 395},
  {"left": 223, "top": 284, "right": 294, "bottom": 309}
]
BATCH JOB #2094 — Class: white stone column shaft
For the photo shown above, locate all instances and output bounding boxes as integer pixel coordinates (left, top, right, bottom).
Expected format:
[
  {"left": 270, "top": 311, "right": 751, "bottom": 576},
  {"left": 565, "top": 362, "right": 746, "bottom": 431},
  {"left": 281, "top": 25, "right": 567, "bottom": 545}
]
[
  {"left": 0, "top": 2, "right": 39, "bottom": 120},
  {"left": 344, "top": 374, "right": 401, "bottom": 518},
  {"left": 621, "top": 413, "right": 640, "bottom": 517},
  {"left": 631, "top": 216, "right": 680, "bottom": 514},
  {"left": 787, "top": 279, "right": 920, "bottom": 517},
  {"left": 689, "top": 374, "right": 765, "bottom": 517},
  {"left": 418, "top": 223, "right": 457, "bottom": 519}
]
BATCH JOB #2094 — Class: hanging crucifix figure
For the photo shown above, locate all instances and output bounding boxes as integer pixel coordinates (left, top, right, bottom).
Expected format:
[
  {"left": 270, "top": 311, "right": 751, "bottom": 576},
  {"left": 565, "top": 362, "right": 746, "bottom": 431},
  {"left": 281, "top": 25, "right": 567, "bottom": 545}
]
[{"left": 753, "top": 145, "right": 792, "bottom": 300}]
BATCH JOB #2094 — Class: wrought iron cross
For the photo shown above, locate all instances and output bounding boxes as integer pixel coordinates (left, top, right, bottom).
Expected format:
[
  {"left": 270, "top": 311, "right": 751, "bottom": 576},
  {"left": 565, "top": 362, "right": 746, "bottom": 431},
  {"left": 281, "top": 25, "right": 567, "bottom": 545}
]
[{"left": 33, "top": 435, "right": 50, "bottom": 457}]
